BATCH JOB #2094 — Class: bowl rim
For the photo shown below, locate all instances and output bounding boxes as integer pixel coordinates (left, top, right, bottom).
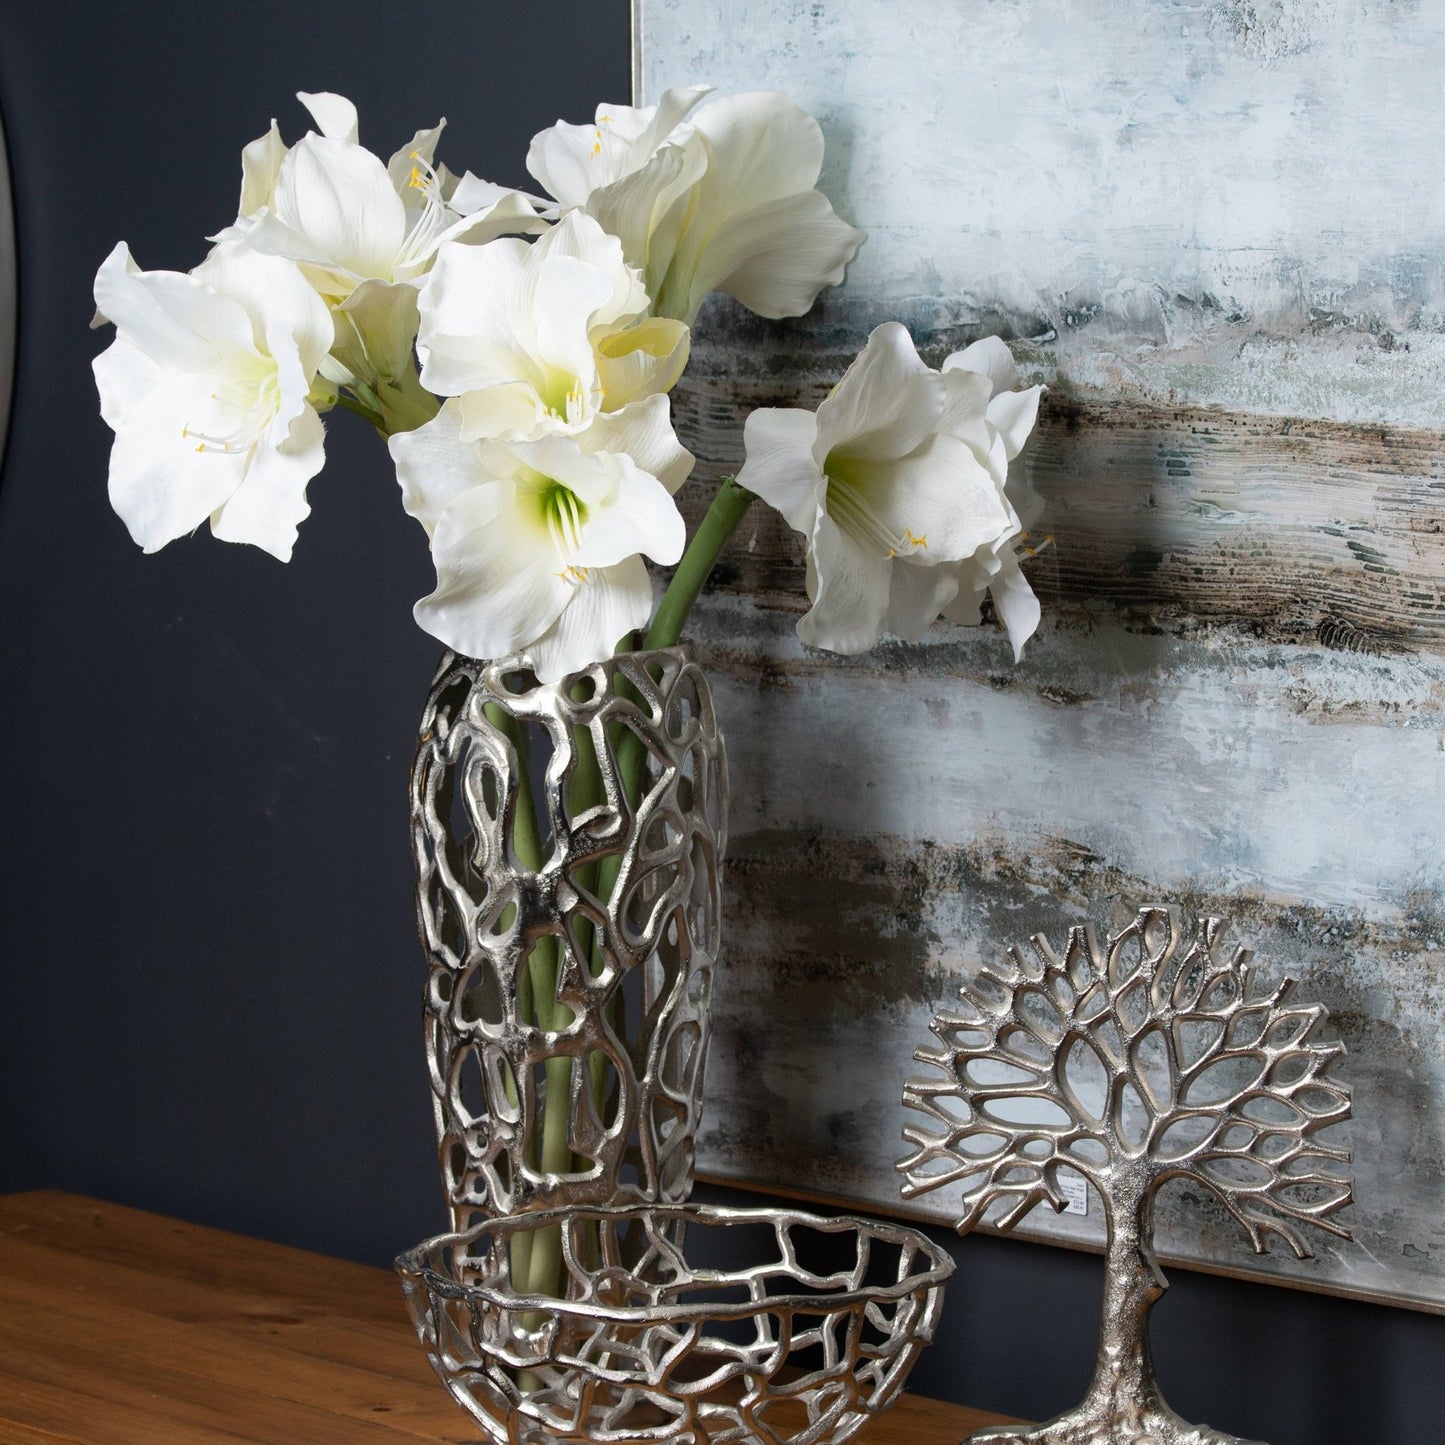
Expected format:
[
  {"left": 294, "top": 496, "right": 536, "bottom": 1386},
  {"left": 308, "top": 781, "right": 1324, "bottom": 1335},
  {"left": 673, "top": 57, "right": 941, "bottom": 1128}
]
[{"left": 395, "top": 1201, "right": 955, "bottom": 1327}]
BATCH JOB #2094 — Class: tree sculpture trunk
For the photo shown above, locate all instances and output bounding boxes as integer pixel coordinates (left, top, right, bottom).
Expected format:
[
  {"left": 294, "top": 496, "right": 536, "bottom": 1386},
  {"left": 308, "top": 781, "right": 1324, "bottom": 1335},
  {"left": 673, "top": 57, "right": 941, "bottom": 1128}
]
[
  {"left": 1079, "top": 1182, "right": 1169, "bottom": 1431},
  {"left": 973, "top": 1179, "right": 1265, "bottom": 1445}
]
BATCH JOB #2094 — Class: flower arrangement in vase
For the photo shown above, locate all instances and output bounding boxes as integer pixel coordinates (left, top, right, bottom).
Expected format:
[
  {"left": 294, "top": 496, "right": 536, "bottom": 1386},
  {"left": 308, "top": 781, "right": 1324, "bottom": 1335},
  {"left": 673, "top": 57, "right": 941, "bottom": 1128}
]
[{"left": 91, "top": 84, "right": 1047, "bottom": 1308}]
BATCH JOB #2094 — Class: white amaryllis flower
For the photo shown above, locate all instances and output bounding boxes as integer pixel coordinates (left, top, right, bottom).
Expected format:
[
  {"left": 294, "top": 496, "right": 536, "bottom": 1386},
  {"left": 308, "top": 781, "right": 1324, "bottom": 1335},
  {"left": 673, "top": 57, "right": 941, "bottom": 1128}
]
[
  {"left": 220, "top": 92, "right": 542, "bottom": 384},
  {"left": 92, "top": 241, "right": 331, "bottom": 562},
  {"left": 390, "top": 394, "right": 693, "bottom": 680},
  {"left": 415, "top": 211, "right": 689, "bottom": 443},
  {"left": 527, "top": 86, "right": 864, "bottom": 326},
  {"left": 738, "top": 322, "right": 1043, "bottom": 659}
]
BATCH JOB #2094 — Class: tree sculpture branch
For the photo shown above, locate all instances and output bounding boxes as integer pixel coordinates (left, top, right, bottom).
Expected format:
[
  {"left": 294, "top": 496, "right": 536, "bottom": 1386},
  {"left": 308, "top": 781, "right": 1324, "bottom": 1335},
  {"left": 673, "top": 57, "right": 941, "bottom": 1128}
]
[{"left": 899, "top": 904, "right": 1353, "bottom": 1445}]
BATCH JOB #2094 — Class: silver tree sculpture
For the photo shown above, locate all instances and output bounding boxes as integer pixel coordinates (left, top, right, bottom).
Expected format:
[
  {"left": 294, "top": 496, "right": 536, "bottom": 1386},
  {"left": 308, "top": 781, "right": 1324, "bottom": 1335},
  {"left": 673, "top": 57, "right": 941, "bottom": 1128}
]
[{"left": 899, "top": 904, "right": 1353, "bottom": 1445}]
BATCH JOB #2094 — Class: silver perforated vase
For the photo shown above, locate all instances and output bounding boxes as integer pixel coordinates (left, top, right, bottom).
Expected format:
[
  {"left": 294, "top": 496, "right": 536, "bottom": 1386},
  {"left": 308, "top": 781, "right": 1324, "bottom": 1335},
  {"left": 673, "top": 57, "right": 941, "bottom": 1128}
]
[{"left": 411, "top": 647, "right": 726, "bottom": 1232}]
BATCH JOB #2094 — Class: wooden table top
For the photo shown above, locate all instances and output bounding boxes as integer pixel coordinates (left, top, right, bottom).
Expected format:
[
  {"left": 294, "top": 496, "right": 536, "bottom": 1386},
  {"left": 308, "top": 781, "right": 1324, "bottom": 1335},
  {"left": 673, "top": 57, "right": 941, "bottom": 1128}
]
[{"left": 0, "top": 1191, "right": 1015, "bottom": 1443}]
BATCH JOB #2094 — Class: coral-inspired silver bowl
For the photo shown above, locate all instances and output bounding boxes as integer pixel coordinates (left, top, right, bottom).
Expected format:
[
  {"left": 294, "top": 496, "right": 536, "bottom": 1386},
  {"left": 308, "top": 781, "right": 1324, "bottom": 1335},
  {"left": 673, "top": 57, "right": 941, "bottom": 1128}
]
[{"left": 396, "top": 1202, "right": 953, "bottom": 1445}]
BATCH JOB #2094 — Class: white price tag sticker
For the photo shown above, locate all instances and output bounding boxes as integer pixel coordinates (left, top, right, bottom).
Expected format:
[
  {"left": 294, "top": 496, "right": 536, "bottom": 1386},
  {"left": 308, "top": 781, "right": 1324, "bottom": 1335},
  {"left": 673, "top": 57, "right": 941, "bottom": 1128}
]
[{"left": 1058, "top": 1173, "right": 1090, "bottom": 1216}]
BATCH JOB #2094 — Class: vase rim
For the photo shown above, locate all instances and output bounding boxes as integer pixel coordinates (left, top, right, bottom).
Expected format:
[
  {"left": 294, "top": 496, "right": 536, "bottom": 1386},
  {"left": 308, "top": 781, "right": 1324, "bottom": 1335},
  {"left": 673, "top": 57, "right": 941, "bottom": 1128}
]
[{"left": 436, "top": 641, "right": 697, "bottom": 685}]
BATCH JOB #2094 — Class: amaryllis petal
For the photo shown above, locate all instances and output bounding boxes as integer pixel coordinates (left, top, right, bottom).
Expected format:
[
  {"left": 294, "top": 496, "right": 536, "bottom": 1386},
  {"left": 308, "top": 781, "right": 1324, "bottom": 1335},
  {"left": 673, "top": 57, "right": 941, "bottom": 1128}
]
[
  {"left": 525, "top": 85, "right": 712, "bottom": 209},
  {"left": 193, "top": 244, "right": 334, "bottom": 390},
  {"left": 239, "top": 120, "right": 286, "bottom": 217},
  {"left": 798, "top": 512, "right": 892, "bottom": 655},
  {"left": 886, "top": 558, "right": 964, "bottom": 643},
  {"left": 738, "top": 407, "right": 822, "bottom": 533},
  {"left": 986, "top": 385, "right": 1045, "bottom": 462},
  {"left": 852, "top": 434, "right": 1011, "bottom": 562},
  {"left": 208, "top": 406, "right": 325, "bottom": 560},
  {"left": 93, "top": 243, "right": 254, "bottom": 373},
  {"left": 944, "top": 337, "right": 1043, "bottom": 460},
  {"left": 654, "top": 91, "right": 864, "bottom": 324},
  {"left": 272, "top": 135, "right": 407, "bottom": 281},
  {"left": 582, "top": 394, "right": 694, "bottom": 496},
  {"left": 944, "top": 335, "right": 1020, "bottom": 395},
  {"left": 568, "top": 455, "right": 685, "bottom": 569},
  {"left": 333, "top": 278, "right": 420, "bottom": 383},
  {"left": 683, "top": 187, "right": 864, "bottom": 322},
  {"left": 595, "top": 317, "right": 690, "bottom": 410},
  {"left": 389, "top": 400, "right": 489, "bottom": 538},
  {"left": 942, "top": 585, "right": 985, "bottom": 628},
  {"left": 537, "top": 210, "right": 649, "bottom": 327},
  {"left": 585, "top": 140, "right": 709, "bottom": 283},
  {"left": 415, "top": 238, "right": 532, "bottom": 397},
  {"left": 688, "top": 90, "right": 826, "bottom": 210},
  {"left": 527, "top": 556, "right": 655, "bottom": 683},
  {"left": 526, "top": 120, "right": 625, "bottom": 212},
  {"left": 634, "top": 85, "right": 714, "bottom": 149},
  {"left": 936, "top": 366, "right": 996, "bottom": 462},
  {"left": 456, "top": 383, "right": 549, "bottom": 443},
  {"left": 104, "top": 398, "right": 241, "bottom": 552},
  {"left": 816, "top": 322, "right": 940, "bottom": 464},
  {"left": 514, "top": 252, "right": 615, "bottom": 399},
  {"left": 500, "top": 433, "right": 618, "bottom": 508},
  {"left": 417, "top": 481, "right": 572, "bottom": 657},
  {"left": 91, "top": 326, "right": 158, "bottom": 425},
  {"left": 987, "top": 549, "right": 1043, "bottom": 662},
  {"left": 298, "top": 91, "right": 359, "bottom": 144},
  {"left": 450, "top": 173, "right": 548, "bottom": 220}
]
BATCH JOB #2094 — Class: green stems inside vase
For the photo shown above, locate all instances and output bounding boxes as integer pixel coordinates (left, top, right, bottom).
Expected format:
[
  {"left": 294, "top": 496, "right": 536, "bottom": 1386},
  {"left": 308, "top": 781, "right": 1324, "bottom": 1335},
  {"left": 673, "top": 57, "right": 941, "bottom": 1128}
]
[{"left": 501, "top": 477, "right": 754, "bottom": 1302}]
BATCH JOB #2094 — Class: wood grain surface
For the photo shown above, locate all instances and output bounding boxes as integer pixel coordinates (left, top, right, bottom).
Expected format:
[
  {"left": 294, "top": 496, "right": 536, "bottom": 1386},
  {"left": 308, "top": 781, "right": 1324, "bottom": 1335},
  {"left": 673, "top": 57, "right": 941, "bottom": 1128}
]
[{"left": 0, "top": 1191, "right": 1012, "bottom": 1444}]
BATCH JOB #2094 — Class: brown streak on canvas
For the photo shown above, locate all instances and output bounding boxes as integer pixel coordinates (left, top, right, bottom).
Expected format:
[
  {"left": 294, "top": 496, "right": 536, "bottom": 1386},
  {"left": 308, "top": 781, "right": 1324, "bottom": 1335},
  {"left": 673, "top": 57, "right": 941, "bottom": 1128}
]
[{"left": 671, "top": 375, "right": 1445, "bottom": 654}]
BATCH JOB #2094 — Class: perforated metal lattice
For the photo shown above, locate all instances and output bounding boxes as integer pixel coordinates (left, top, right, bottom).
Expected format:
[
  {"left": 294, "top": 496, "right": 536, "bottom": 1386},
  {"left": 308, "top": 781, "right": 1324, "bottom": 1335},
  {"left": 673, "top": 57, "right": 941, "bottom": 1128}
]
[
  {"left": 900, "top": 904, "right": 1353, "bottom": 1445},
  {"left": 411, "top": 648, "right": 726, "bottom": 1226},
  {"left": 396, "top": 1203, "right": 954, "bottom": 1445}
]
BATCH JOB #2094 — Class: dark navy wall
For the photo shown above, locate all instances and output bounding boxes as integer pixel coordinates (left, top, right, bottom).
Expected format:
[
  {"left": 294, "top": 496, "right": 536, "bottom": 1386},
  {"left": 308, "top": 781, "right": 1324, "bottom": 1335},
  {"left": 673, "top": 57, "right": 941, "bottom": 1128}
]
[
  {"left": 0, "top": 5, "right": 1440, "bottom": 1442},
  {"left": 0, "top": 0, "right": 634, "bottom": 1262}
]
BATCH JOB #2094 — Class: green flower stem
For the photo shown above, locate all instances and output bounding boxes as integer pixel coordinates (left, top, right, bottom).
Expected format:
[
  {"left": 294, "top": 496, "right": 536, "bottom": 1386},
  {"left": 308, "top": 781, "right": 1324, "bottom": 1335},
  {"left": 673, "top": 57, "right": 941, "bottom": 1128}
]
[
  {"left": 492, "top": 480, "right": 758, "bottom": 1304},
  {"left": 525, "top": 1052, "right": 575, "bottom": 1291},
  {"left": 584, "top": 477, "right": 757, "bottom": 1119},
  {"left": 645, "top": 476, "right": 757, "bottom": 653},
  {"left": 334, "top": 392, "right": 386, "bottom": 429},
  {"left": 483, "top": 704, "right": 571, "bottom": 1299},
  {"left": 375, "top": 365, "right": 441, "bottom": 436},
  {"left": 607, "top": 475, "right": 756, "bottom": 881}
]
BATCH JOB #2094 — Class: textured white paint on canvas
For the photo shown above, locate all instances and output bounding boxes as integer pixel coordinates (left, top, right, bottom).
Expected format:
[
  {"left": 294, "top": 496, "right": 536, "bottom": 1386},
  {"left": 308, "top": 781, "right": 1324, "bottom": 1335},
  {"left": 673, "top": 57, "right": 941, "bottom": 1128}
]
[
  {"left": 637, "top": 0, "right": 1445, "bottom": 425},
  {"left": 637, "top": 0, "right": 1445, "bottom": 1311}
]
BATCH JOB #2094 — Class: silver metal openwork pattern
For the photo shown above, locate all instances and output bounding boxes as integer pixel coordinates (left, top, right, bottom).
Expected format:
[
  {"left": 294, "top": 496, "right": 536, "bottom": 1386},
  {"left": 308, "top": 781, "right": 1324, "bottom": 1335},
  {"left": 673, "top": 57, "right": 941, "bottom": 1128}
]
[
  {"left": 899, "top": 904, "right": 1353, "bottom": 1445},
  {"left": 411, "top": 647, "right": 726, "bottom": 1227},
  {"left": 395, "top": 1203, "right": 954, "bottom": 1445}
]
